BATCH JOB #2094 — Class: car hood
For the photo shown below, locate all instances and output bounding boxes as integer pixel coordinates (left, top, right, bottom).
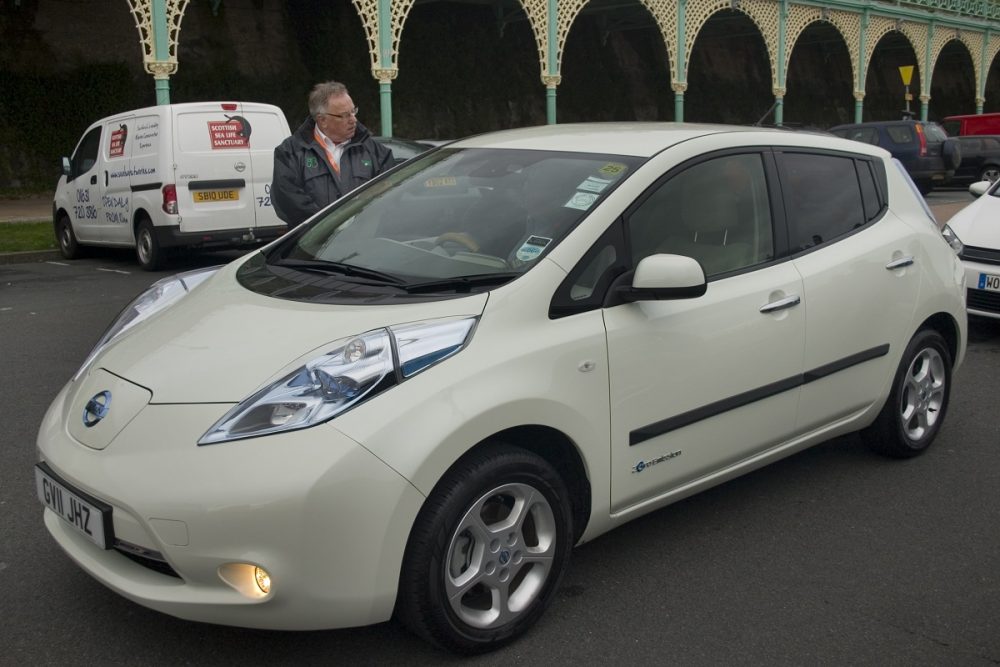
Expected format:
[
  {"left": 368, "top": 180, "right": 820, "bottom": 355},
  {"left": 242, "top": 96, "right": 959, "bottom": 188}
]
[
  {"left": 87, "top": 265, "right": 489, "bottom": 404},
  {"left": 949, "top": 194, "right": 1000, "bottom": 249}
]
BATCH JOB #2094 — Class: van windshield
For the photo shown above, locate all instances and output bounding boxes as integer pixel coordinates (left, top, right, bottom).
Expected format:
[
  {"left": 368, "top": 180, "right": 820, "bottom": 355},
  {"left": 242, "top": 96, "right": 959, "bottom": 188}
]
[{"left": 259, "top": 147, "right": 640, "bottom": 294}]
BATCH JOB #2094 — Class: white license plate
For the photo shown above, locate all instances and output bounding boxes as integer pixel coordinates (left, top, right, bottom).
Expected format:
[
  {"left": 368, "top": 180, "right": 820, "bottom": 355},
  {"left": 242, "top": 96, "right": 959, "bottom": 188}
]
[
  {"left": 979, "top": 272, "right": 1000, "bottom": 292},
  {"left": 35, "top": 464, "right": 112, "bottom": 549}
]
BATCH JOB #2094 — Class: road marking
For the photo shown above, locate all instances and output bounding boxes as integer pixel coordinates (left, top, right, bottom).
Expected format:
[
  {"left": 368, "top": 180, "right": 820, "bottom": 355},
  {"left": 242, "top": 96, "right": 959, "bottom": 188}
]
[
  {"left": 96, "top": 268, "right": 131, "bottom": 275},
  {"left": 46, "top": 261, "right": 69, "bottom": 266}
]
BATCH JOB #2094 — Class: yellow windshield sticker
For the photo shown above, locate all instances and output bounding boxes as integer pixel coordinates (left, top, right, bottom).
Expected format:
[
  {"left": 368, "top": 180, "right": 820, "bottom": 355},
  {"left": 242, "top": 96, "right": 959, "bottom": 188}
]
[
  {"left": 424, "top": 176, "right": 457, "bottom": 187},
  {"left": 598, "top": 163, "right": 627, "bottom": 177}
]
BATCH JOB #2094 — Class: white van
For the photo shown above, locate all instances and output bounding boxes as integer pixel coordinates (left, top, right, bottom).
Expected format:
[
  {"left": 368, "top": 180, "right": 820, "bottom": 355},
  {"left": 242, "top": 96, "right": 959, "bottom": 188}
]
[{"left": 53, "top": 101, "right": 291, "bottom": 270}]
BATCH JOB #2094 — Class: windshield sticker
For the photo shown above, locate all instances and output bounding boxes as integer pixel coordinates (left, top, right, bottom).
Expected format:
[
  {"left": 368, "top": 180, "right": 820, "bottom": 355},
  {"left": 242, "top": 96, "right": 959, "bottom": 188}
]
[
  {"left": 424, "top": 176, "right": 457, "bottom": 187},
  {"left": 598, "top": 162, "right": 628, "bottom": 177},
  {"left": 564, "top": 192, "right": 600, "bottom": 211},
  {"left": 576, "top": 176, "right": 611, "bottom": 193},
  {"left": 515, "top": 236, "right": 551, "bottom": 262}
]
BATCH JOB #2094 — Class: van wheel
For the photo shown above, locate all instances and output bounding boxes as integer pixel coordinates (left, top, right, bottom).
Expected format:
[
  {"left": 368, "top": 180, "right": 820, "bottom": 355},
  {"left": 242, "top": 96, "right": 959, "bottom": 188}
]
[
  {"left": 56, "top": 215, "right": 83, "bottom": 259},
  {"left": 861, "top": 329, "right": 952, "bottom": 458},
  {"left": 135, "top": 218, "right": 162, "bottom": 271},
  {"left": 396, "top": 444, "right": 573, "bottom": 654}
]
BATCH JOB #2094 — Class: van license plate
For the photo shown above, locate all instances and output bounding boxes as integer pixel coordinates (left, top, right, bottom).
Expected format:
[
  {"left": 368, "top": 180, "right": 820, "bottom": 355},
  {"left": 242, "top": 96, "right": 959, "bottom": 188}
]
[
  {"left": 193, "top": 189, "right": 239, "bottom": 203},
  {"left": 35, "top": 463, "right": 112, "bottom": 549},
  {"left": 979, "top": 272, "right": 1000, "bottom": 292}
]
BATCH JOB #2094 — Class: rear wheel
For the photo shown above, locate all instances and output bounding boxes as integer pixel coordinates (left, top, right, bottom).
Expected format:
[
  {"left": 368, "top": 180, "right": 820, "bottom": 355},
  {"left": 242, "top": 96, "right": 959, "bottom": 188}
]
[
  {"left": 135, "top": 217, "right": 162, "bottom": 271},
  {"left": 396, "top": 444, "right": 573, "bottom": 654},
  {"left": 861, "top": 329, "right": 952, "bottom": 458},
  {"left": 56, "top": 215, "right": 83, "bottom": 259},
  {"left": 979, "top": 164, "right": 1000, "bottom": 183}
]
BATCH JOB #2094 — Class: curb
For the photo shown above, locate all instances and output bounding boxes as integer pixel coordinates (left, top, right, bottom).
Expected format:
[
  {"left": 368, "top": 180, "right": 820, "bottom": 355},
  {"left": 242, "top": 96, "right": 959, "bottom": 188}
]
[{"left": 0, "top": 249, "right": 61, "bottom": 265}]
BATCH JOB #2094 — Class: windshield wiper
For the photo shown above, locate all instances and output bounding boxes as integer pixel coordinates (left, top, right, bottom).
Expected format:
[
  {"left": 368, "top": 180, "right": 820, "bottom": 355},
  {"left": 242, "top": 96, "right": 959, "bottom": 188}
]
[
  {"left": 272, "top": 258, "right": 406, "bottom": 285},
  {"left": 402, "top": 273, "right": 519, "bottom": 294}
]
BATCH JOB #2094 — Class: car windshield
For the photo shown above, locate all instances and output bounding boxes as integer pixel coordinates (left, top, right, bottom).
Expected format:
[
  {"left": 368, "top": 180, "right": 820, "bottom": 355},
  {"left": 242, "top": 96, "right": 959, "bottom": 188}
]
[{"left": 261, "top": 147, "right": 641, "bottom": 291}]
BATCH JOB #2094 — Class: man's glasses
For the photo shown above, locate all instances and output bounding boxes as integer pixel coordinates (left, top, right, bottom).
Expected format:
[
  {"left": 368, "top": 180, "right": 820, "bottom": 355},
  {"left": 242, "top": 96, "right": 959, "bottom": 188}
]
[{"left": 319, "top": 107, "right": 359, "bottom": 120}]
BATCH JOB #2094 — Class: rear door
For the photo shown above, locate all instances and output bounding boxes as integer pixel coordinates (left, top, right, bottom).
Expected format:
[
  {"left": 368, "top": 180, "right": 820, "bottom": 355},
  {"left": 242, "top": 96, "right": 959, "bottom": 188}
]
[
  {"left": 777, "top": 151, "right": 920, "bottom": 433},
  {"left": 173, "top": 103, "right": 257, "bottom": 234},
  {"left": 99, "top": 116, "right": 134, "bottom": 244},
  {"left": 238, "top": 104, "right": 290, "bottom": 232}
]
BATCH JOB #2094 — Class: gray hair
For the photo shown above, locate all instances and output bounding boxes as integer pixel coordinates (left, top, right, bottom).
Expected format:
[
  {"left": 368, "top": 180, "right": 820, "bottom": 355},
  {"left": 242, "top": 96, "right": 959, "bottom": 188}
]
[{"left": 308, "top": 81, "right": 349, "bottom": 118}]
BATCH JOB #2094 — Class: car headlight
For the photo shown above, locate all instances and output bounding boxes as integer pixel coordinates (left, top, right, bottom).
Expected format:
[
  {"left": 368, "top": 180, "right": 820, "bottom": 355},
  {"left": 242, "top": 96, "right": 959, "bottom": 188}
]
[
  {"left": 198, "top": 316, "right": 478, "bottom": 445},
  {"left": 941, "top": 224, "right": 964, "bottom": 255},
  {"left": 74, "top": 266, "right": 220, "bottom": 381}
]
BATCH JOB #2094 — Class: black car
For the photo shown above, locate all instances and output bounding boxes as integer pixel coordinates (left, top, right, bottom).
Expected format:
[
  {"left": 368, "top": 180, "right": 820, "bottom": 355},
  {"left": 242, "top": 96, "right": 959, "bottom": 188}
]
[
  {"left": 829, "top": 120, "right": 961, "bottom": 194},
  {"left": 949, "top": 135, "right": 1000, "bottom": 185},
  {"left": 373, "top": 136, "right": 434, "bottom": 165}
]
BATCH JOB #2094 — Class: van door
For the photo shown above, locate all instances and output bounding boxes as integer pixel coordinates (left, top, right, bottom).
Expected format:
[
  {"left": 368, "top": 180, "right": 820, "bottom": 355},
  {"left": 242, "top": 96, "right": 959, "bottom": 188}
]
[
  {"left": 239, "top": 105, "right": 290, "bottom": 233},
  {"left": 99, "top": 117, "right": 134, "bottom": 244},
  {"left": 66, "top": 125, "right": 103, "bottom": 243},
  {"left": 172, "top": 103, "right": 257, "bottom": 236}
]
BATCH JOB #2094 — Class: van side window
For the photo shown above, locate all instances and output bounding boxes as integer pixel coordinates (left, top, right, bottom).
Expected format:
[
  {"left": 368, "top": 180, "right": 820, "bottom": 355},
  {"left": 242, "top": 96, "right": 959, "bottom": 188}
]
[
  {"left": 780, "top": 153, "right": 867, "bottom": 252},
  {"left": 71, "top": 127, "right": 102, "bottom": 180},
  {"left": 625, "top": 153, "right": 774, "bottom": 278}
]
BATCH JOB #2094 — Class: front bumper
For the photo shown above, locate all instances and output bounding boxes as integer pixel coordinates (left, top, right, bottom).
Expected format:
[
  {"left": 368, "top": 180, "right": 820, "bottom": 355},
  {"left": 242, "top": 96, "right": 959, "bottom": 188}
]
[
  {"left": 960, "top": 252, "right": 1000, "bottom": 319},
  {"left": 36, "top": 381, "right": 423, "bottom": 630}
]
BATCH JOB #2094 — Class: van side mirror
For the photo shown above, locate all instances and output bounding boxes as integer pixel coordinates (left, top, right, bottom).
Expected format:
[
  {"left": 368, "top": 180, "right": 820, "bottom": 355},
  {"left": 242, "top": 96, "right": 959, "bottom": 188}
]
[
  {"left": 61, "top": 157, "right": 71, "bottom": 178},
  {"left": 969, "top": 181, "right": 990, "bottom": 198},
  {"left": 616, "top": 254, "right": 707, "bottom": 302}
]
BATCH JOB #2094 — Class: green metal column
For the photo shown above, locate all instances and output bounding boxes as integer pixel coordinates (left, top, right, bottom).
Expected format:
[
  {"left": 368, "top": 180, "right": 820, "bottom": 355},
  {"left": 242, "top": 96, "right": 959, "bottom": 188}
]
[
  {"left": 921, "top": 22, "right": 933, "bottom": 121},
  {"left": 546, "top": 0, "right": 558, "bottom": 124},
  {"left": 978, "top": 30, "right": 990, "bottom": 113},
  {"left": 775, "top": 0, "right": 787, "bottom": 126},
  {"left": 152, "top": 0, "right": 170, "bottom": 104},
  {"left": 856, "top": 9, "right": 869, "bottom": 123},
  {"left": 378, "top": 0, "right": 393, "bottom": 136},
  {"left": 674, "top": 0, "right": 686, "bottom": 121}
]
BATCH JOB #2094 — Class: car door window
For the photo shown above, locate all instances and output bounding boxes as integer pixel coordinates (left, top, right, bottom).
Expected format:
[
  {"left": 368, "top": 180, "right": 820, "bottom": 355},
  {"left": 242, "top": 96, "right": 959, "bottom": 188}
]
[
  {"left": 71, "top": 126, "right": 101, "bottom": 181},
  {"left": 780, "top": 152, "right": 867, "bottom": 252},
  {"left": 886, "top": 126, "right": 914, "bottom": 144},
  {"left": 625, "top": 153, "right": 774, "bottom": 278}
]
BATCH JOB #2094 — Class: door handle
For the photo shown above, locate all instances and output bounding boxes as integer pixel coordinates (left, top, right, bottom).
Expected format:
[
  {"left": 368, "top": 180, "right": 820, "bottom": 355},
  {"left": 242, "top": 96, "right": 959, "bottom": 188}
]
[
  {"left": 759, "top": 294, "right": 801, "bottom": 314},
  {"left": 90, "top": 174, "right": 97, "bottom": 185},
  {"left": 104, "top": 171, "right": 109, "bottom": 187},
  {"left": 885, "top": 256, "right": 914, "bottom": 270}
]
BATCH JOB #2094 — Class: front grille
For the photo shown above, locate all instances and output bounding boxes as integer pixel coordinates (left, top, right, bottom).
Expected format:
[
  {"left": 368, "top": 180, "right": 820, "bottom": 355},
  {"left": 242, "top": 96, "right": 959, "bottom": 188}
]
[
  {"left": 967, "top": 287, "right": 1000, "bottom": 314},
  {"left": 114, "top": 540, "right": 182, "bottom": 579},
  {"left": 961, "top": 245, "right": 1000, "bottom": 266}
]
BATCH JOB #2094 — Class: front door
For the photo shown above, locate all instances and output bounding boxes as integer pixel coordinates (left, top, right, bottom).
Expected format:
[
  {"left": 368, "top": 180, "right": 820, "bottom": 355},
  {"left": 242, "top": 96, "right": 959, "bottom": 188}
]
[
  {"left": 66, "top": 126, "right": 102, "bottom": 243},
  {"left": 605, "top": 152, "right": 806, "bottom": 513}
]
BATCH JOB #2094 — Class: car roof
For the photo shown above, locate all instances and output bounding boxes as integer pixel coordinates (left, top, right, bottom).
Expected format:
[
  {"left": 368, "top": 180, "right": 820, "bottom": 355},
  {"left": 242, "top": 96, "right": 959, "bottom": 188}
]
[{"left": 447, "top": 122, "right": 869, "bottom": 158}]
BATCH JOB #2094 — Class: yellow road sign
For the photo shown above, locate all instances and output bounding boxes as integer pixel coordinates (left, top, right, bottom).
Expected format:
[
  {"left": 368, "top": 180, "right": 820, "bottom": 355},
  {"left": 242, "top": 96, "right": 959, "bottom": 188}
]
[{"left": 899, "top": 66, "right": 915, "bottom": 86}]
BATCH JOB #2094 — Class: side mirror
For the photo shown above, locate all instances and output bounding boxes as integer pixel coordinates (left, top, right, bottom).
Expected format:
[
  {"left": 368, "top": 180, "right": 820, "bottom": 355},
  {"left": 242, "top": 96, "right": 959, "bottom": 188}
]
[
  {"left": 61, "top": 157, "right": 71, "bottom": 178},
  {"left": 617, "top": 254, "right": 707, "bottom": 302},
  {"left": 969, "top": 181, "right": 990, "bottom": 198}
]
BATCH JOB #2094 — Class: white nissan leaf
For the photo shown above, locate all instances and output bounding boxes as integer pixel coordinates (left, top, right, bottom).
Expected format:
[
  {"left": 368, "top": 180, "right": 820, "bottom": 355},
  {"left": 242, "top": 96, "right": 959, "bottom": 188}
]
[{"left": 36, "top": 123, "right": 967, "bottom": 653}]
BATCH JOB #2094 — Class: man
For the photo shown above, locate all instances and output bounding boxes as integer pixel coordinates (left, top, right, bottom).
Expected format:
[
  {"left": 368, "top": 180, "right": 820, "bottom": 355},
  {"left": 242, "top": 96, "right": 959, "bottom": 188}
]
[{"left": 272, "top": 81, "right": 394, "bottom": 228}]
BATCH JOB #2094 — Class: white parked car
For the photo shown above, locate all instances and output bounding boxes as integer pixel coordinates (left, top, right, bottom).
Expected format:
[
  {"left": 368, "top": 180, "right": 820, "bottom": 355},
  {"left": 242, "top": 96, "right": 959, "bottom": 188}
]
[
  {"left": 942, "top": 179, "right": 1000, "bottom": 319},
  {"left": 36, "top": 123, "right": 967, "bottom": 653}
]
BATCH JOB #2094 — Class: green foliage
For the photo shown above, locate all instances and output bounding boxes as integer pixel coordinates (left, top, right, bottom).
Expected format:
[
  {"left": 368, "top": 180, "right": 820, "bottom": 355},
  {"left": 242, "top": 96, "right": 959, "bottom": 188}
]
[{"left": 0, "top": 220, "right": 56, "bottom": 253}]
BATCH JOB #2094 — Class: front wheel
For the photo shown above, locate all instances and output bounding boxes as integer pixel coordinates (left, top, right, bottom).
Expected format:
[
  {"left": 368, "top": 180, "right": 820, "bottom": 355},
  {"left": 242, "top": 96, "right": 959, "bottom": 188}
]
[
  {"left": 135, "top": 217, "right": 162, "bottom": 271},
  {"left": 862, "top": 329, "right": 952, "bottom": 458},
  {"left": 979, "top": 164, "right": 1000, "bottom": 183},
  {"left": 396, "top": 444, "right": 573, "bottom": 654},
  {"left": 56, "top": 215, "right": 83, "bottom": 259}
]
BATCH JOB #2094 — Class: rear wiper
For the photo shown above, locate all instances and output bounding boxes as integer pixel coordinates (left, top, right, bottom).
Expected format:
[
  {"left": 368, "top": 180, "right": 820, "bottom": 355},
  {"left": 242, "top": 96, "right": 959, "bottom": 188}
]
[
  {"left": 272, "top": 258, "right": 405, "bottom": 285},
  {"left": 402, "top": 273, "right": 519, "bottom": 294}
]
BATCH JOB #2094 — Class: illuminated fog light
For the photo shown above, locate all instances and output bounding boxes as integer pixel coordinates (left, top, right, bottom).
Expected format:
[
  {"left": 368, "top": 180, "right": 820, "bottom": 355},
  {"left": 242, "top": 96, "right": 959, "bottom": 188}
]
[{"left": 254, "top": 566, "right": 272, "bottom": 594}]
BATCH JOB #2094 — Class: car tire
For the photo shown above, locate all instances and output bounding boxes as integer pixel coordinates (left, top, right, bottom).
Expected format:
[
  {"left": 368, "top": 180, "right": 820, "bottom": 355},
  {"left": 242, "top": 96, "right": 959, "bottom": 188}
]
[
  {"left": 396, "top": 444, "right": 573, "bottom": 654},
  {"left": 979, "top": 164, "right": 1000, "bottom": 183},
  {"left": 942, "top": 138, "right": 962, "bottom": 171},
  {"left": 135, "top": 217, "right": 162, "bottom": 271},
  {"left": 56, "top": 214, "right": 83, "bottom": 259},
  {"left": 861, "top": 329, "right": 952, "bottom": 459}
]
